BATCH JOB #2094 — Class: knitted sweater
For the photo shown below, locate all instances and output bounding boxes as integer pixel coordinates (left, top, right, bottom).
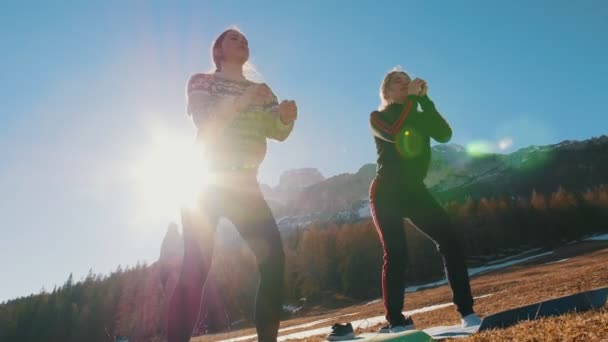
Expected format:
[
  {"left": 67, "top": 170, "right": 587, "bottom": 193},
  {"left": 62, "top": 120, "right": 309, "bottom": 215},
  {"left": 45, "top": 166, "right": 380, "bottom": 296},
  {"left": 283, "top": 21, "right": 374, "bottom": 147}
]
[{"left": 187, "top": 73, "right": 294, "bottom": 171}]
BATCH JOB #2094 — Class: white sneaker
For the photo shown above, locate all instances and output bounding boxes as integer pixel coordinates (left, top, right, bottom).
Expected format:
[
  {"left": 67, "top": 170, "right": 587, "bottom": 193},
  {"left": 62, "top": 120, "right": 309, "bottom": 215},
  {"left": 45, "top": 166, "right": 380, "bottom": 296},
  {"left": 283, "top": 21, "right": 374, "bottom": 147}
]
[{"left": 461, "top": 313, "right": 482, "bottom": 328}]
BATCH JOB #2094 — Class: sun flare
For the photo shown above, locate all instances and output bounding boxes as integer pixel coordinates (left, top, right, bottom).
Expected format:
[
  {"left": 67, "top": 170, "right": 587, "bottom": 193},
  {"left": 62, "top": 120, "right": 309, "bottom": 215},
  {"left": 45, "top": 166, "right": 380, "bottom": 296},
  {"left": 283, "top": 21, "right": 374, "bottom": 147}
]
[{"left": 129, "top": 128, "right": 208, "bottom": 223}]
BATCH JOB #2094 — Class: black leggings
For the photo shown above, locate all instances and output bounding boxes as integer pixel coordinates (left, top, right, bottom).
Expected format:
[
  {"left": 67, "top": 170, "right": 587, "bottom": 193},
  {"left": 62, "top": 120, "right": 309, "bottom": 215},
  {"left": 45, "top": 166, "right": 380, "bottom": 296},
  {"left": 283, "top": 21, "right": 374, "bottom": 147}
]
[
  {"left": 167, "top": 173, "right": 285, "bottom": 342},
  {"left": 369, "top": 177, "right": 474, "bottom": 325}
]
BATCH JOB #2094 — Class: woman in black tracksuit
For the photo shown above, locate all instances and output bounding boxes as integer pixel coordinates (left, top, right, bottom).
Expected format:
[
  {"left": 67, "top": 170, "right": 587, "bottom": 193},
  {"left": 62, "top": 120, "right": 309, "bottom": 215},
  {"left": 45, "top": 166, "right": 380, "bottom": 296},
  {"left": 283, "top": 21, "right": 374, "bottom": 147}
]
[{"left": 369, "top": 69, "right": 480, "bottom": 333}]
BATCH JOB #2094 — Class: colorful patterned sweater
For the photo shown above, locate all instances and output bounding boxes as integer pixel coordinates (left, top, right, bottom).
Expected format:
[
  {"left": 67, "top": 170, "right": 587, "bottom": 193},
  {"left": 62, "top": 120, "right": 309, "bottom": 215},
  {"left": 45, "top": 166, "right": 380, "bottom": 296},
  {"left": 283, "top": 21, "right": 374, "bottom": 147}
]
[
  {"left": 187, "top": 73, "right": 294, "bottom": 172},
  {"left": 370, "top": 94, "right": 452, "bottom": 183}
]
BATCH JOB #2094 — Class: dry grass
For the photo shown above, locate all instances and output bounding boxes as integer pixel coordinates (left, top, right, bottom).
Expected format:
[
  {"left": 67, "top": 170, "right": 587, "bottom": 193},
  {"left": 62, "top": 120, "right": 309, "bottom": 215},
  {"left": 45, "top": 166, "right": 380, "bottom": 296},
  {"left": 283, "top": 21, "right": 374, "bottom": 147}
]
[
  {"left": 193, "top": 241, "right": 608, "bottom": 342},
  {"left": 461, "top": 309, "right": 608, "bottom": 342}
]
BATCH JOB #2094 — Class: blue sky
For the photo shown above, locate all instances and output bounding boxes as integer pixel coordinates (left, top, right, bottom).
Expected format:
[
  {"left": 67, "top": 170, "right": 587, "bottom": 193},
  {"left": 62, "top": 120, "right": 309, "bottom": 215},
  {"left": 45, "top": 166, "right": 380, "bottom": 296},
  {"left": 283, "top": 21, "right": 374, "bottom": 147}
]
[{"left": 1, "top": 0, "right": 606, "bottom": 301}]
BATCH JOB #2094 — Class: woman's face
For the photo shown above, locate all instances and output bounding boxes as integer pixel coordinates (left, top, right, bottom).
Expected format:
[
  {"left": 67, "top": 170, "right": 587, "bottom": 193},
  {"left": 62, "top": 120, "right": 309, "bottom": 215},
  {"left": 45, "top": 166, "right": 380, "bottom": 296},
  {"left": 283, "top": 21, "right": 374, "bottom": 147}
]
[
  {"left": 385, "top": 72, "right": 411, "bottom": 104},
  {"left": 218, "top": 30, "right": 249, "bottom": 65}
]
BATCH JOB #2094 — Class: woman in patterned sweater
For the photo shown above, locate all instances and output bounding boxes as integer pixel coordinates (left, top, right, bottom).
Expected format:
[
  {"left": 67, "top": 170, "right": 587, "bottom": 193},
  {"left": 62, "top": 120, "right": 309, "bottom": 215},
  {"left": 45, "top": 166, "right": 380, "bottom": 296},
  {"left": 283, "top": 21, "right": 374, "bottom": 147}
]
[{"left": 167, "top": 28, "right": 297, "bottom": 342}]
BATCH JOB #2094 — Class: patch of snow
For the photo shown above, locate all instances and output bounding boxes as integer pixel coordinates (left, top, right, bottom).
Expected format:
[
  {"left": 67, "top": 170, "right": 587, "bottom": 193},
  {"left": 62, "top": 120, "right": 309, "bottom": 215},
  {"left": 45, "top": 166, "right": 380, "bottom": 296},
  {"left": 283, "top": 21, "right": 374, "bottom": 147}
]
[
  {"left": 406, "top": 251, "right": 553, "bottom": 292},
  {"left": 218, "top": 313, "right": 359, "bottom": 342},
  {"left": 406, "top": 279, "right": 449, "bottom": 293},
  {"left": 473, "top": 293, "right": 494, "bottom": 300},
  {"left": 282, "top": 304, "right": 303, "bottom": 314},
  {"left": 365, "top": 299, "right": 381, "bottom": 305},
  {"left": 467, "top": 251, "right": 553, "bottom": 276},
  {"left": 358, "top": 201, "right": 371, "bottom": 218},
  {"left": 280, "top": 313, "right": 360, "bottom": 334},
  {"left": 585, "top": 233, "right": 608, "bottom": 241},
  {"left": 546, "top": 258, "right": 571, "bottom": 265},
  {"left": 485, "top": 248, "right": 543, "bottom": 265}
]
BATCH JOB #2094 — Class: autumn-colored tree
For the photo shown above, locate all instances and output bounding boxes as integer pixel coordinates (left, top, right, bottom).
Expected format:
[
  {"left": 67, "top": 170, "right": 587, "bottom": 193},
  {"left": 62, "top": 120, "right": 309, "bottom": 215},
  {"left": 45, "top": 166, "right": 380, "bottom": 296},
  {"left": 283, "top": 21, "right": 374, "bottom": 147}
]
[{"left": 530, "top": 189, "right": 548, "bottom": 210}]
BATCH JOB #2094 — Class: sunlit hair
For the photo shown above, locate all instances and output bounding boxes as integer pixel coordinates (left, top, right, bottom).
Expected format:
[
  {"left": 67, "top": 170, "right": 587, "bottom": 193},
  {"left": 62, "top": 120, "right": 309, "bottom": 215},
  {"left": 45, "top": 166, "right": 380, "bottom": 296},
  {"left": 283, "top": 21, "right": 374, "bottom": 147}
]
[
  {"left": 210, "top": 26, "right": 262, "bottom": 82},
  {"left": 378, "top": 66, "right": 410, "bottom": 110}
]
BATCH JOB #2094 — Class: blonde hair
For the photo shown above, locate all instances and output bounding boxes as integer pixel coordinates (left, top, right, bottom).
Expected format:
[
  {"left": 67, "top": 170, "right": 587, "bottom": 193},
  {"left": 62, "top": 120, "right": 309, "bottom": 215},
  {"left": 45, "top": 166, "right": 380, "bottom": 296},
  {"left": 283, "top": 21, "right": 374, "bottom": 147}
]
[
  {"left": 210, "top": 26, "right": 263, "bottom": 82},
  {"left": 378, "top": 66, "right": 410, "bottom": 110}
]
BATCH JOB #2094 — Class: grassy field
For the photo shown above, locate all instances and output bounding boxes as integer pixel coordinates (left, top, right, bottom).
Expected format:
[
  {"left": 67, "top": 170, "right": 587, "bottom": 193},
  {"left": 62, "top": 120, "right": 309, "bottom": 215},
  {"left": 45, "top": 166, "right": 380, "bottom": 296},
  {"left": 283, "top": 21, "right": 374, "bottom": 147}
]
[{"left": 193, "top": 240, "right": 608, "bottom": 342}]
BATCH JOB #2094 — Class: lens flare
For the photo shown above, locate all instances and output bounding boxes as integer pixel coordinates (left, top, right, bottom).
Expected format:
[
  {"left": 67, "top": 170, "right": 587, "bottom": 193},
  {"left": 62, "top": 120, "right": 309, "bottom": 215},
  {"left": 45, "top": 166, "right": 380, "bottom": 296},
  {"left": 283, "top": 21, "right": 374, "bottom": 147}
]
[
  {"left": 498, "top": 138, "right": 513, "bottom": 151},
  {"left": 466, "top": 140, "right": 493, "bottom": 157},
  {"left": 396, "top": 126, "right": 424, "bottom": 159},
  {"left": 129, "top": 127, "right": 208, "bottom": 224}
]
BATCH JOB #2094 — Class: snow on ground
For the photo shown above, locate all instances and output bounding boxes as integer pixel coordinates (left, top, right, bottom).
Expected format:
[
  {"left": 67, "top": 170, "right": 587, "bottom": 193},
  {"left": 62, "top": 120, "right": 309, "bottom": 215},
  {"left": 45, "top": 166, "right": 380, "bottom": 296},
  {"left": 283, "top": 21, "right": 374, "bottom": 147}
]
[
  {"left": 278, "top": 313, "right": 360, "bottom": 334},
  {"left": 217, "top": 313, "right": 359, "bottom": 342},
  {"left": 546, "top": 258, "right": 571, "bottom": 265},
  {"left": 483, "top": 248, "right": 543, "bottom": 265},
  {"left": 282, "top": 304, "right": 303, "bottom": 314},
  {"left": 405, "top": 250, "right": 553, "bottom": 292},
  {"left": 365, "top": 299, "right": 382, "bottom": 305},
  {"left": 585, "top": 232, "right": 608, "bottom": 241},
  {"left": 467, "top": 251, "right": 553, "bottom": 276},
  {"left": 272, "top": 294, "right": 493, "bottom": 341},
  {"left": 405, "top": 278, "right": 450, "bottom": 293},
  {"left": 358, "top": 201, "right": 371, "bottom": 218}
]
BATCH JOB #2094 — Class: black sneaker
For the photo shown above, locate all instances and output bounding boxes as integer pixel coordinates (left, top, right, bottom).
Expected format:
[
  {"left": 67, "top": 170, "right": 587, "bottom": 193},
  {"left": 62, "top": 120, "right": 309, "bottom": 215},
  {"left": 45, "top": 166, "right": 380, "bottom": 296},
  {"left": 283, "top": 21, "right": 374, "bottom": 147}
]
[
  {"left": 378, "top": 316, "right": 415, "bottom": 333},
  {"left": 327, "top": 322, "right": 355, "bottom": 341}
]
